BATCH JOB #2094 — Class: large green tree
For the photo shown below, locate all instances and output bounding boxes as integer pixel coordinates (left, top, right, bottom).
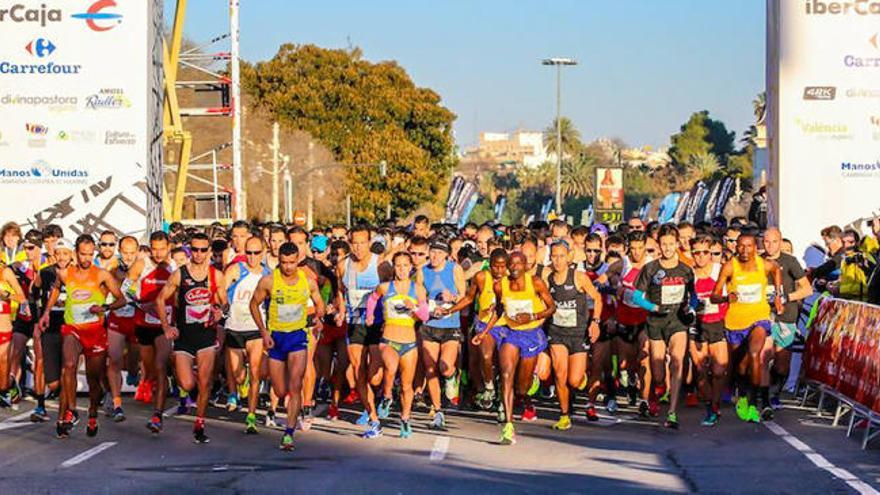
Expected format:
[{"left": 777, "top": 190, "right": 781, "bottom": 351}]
[
  {"left": 668, "top": 110, "right": 735, "bottom": 168},
  {"left": 543, "top": 117, "right": 582, "bottom": 158},
  {"left": 243, "top": 44, "right": 457, "bottom": 222}
]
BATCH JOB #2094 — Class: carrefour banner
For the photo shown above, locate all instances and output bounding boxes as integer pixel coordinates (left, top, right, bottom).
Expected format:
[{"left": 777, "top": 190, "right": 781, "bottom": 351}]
[
  {"left": 0, "top": 1, "right": 162, "bottom": 237},
  {"left": 767, "top": 0, "right": 880, "bottom": 258}
]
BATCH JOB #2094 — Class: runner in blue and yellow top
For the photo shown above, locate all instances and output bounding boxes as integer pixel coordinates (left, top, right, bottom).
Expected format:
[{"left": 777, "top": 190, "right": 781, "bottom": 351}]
[
  {"left": 366, "top": 252, "right": 429, "bottom": 439},
  {"left": 477, "top": 250, "right": 555, "bottom": 445},
  {"left": 712, "top": 233, "right": 784, "bottom": 424},
  {"left": 250, "top": 242, "right": 324, "bottom": 452}
]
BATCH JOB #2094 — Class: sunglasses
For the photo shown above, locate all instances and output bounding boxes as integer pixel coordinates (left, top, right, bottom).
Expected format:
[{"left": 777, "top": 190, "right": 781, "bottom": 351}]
[
  {"left": 100, "top": 242, "right": 116, "bottom": 247},
  {"left": 191, "top": 247, "right": 210, "bottom": 253},
  {"left": 246, "top": 250, "right": 263, "bottom": 255},
  {"left": 693, "top": 250, "right": 710, "bottom": 255},
  {"left": 646, "top": 249, "right": 658, "bottom": 254},
  {"left": 711, "top": 251, "right": 723, "bottom": 257},
  {"left": 23, "top": 244, "right": 38, "bottom": 250}
]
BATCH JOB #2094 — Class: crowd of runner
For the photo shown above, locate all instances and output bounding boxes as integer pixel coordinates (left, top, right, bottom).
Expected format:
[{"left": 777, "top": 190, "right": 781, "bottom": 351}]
[{"left": 0, "top": 213, "right": 860, "bottom": 449}]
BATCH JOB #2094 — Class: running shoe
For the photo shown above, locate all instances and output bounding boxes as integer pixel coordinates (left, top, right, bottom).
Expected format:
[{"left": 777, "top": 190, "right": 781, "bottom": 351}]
[
  {"left": 56, "top": 421, "right": 71, "bottom": 439},
  {"left": 327, "top": 403, "right": 339, "bottom": 421},
  {"left": 226, "top": 393, "right": 240, "bottom": 413},
  {"left": 362, "top": 421, "right": 383, "bottom": 439},
  {"left": 685, "top": 392, "right": 699, "bottom": 408},
  {"left": 66, "top": 410, "right": 80, "bottom": 426},
  {"left": 143, "top": 380, "right": 153, "bottom": 404},
  {"left": 444, "top": 372, "right": 460, "bottom": 402},
  {"left": 760, "top": 406, "right": 774, "bottom": 422},
  {"left": 399, "top": 420, "right": 412, "bottom": 439},
  {"left": 0, "top": 392, "right": 10, "bottom": 408},
  {"left": 30, "top": 405, "right": 50, "bottom": 423},
  {"left": 111, "top": 407, "right": 126, "bottom": 423},
  {"left": 299, "top": 406, "right": 314, "bottom": 432},
  {"left": 585, "top": 404, "right": 599, "bottom": 422},
  {"left": 701, "top": 410, "right": 720, "bottom": 427},
  {"left": 500, "top": 422, "right": 516, "bottom": 445},
  {"left": 553, "top": 415, "right": 572, "bottom": 431},
  {"left": 378, "top": 397, "right": 393, "bottom": 420},
  {"left": 176, "top": 398, "right": 189, "bottom": 416},
  {"left": 638, "top": 400, "right": 650, "bottom": 418},
  {"left": 770, "top": 395, "right": 783, "bottom": 411},
  {"left": 605, "top": 398, "right": 619, "bottom": 415},
  {"left": 279, "top": 432, "right": 295, "bottom": 451},
  {"left": 342, "top": 389, "right": 360, "bottom": 405},
  {"left": 735, "top": 397, "right": 749, "bottom": 422},
  {"left": 522, "top": 403, "right": 537, "bottom": 422},
  {"left": 245, "top": 413, "right": 258, "bottom": 434},
  {"left": 317, "top": 379, "right": 331, "bottom": 403},
  {"left": 193, "top": 424, "right": 210, "bottom": 444},
  {"left": 430, "top": 411, "right": 447, "bottom": 430},
  {"left": 479, "top": 387, "right": 496, "bottom": 410},
  {"left": 102, "top": 392, "right": 113, "bottom": 417},
  {"left": 147, "top": 414, "right": 163, "bottom": 434},
  {"left": 9, "top": 380, "right": 22, "bottom": 405},
  {"left": 647, "top": 398, "right": 660, "bottom": 418},
  {"left": 526, "top": 375, "right": 541, "bottom": 397},
  {"left": 496, "top": 402, "right": 506, "bottom": 424},
  {"left": 238, "top": 373, "right": 250, "bottom": 399},
  {"left": 664, "top": 412, "right": 679, "bottom": 429},
  {"left": 355, "top": 410, "right": 370, "bottom": 426},
  {"left": 126, "top": 371, "right": 140, "bottom": 388},
  {"left": 540, "top": 385, "right": 556, "bottom": 400},
  {"left": 659, "top": 390, "right": 670, "bottom": 404},
  {"left": 134, "top": 380, "right": 146, "bottom": 403},
  {"left": 746, "top": 405, "right": 761, "bottom": 424},
  {"left": 576, "top": 375, "right": 588, "bottom": 391},
  {"left": 265, "top": 410, "right": 278, "bottom": 428},
  {"left": 86, "top": 416, "right": 98, "bottom": 437},
  {"left": 627, "top": 387, "right": 638, "bottom": 407}
]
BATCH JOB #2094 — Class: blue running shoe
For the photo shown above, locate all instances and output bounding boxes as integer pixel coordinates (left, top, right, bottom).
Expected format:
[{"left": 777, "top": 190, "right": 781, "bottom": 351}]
[
  {"left": 362, "top": 420, "right": 383, "bottom": 439},
  {"left": 355, "top": 410, "right": 370, "bottom": 426},
  {"left": 378, "top": 397, "right": 392, "bottom": 419}
]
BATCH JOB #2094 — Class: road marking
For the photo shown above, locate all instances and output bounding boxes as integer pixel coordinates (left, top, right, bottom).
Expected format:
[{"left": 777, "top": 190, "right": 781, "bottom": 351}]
[
  {"left": 2, "top": 410, "right": 34, "bottom": 423},
  {"left": 0, "top": 422, "right": 35, "bottom": 431},
  {"left": 764, "top": 422, "right": 879, "bottom": 495},
  {"left": 60, "top": 442, "right": 117, "bottom": 469},
  {"left": 429, "top": 436, "right": 450, "bottom": 462}
]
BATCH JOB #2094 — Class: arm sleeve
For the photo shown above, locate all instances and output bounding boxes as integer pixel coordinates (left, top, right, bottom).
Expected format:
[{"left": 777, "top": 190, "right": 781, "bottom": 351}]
[
  {"left": 365, "top": 291, "right": 381, "bottom": 318},
  {"left": 632, "top": 290, "right": 658, "bottom": 313},
  {"left": 414, "top": 301, "right": 430, "bottom": 322}
]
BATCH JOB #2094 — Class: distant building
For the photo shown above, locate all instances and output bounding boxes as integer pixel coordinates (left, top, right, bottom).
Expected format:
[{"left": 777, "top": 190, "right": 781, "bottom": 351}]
[{"left": 463, "top": 130, "right": 548, "bottom": 168}]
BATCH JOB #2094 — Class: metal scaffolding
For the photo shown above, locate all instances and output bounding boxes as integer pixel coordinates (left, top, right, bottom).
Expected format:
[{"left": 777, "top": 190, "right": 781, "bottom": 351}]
[{"left": 163, "top": 0, "right": 243, "bottom": 224}]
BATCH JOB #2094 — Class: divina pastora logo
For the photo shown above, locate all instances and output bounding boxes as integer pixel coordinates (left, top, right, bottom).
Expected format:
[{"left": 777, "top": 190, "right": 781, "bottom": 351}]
[{"left": 0, "top": 160, "right": 88, "bottom": 180}]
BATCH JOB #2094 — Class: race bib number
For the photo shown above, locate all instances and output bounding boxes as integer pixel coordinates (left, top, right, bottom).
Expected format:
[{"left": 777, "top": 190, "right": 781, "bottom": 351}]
[
  {"left": 113, "top": 304, "right": 135, "bottom": 318},
  {"left": 660, "top": 284, "right": 685, "bottom": 305},
  {"left": 349, "top": 289, "right": 371, "bottom": 310},
  {"left": 185, "top": 304, "right": 211, "bottom": 325},
  {"left": 386, "top": 302, "right": 410, "bottom": 321},
  {"left": 71, "top": 304, "right": 99, "bottom": 324},
  {"left": 552, "top": 307, "right": 578, "bottom": 328},
  {"left": 230, "top": 304, "right": 253, "bottom": 326},
  {"left": 738, "top": 284, "right": 762, "bottom": 304},
  {"left": 698, "top": 297, "right": 719, "bottom": 315},
  {"left": 278, "top": 303, "right": 304, "bottom": 323},
  {"left": 145, "top": 305, "right": 171, "bottom": 325},
  {"left": 506, "top": 299, "right": 534, "bottom": 319}
]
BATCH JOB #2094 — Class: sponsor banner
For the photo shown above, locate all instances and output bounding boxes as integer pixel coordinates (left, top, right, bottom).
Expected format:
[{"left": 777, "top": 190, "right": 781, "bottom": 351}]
[
  {"left": 803, "top": 297, "right": 880, "bottom": 414},
  {"left": 595, "top": 167, "right": 624, "bottom": 224},
  {"left": 0, "top": 1, "right": 159, "bottom": 236},
  {"left": 767, "top": 0, "right": 880, "bottom": 258}
]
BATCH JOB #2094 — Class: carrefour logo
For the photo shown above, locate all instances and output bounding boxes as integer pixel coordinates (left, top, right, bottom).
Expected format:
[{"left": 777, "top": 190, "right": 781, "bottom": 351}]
[
  {"left": 25, "top": 38, "right": 56, "bottom": 58},
  {"left": 72, "top": 0, "right": 123, "bottom": 32}
]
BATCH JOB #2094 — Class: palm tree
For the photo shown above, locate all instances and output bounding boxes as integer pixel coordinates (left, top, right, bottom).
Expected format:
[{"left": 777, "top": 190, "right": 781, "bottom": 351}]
[
  {"left": 560, "top": 153, "right": 595, "bottom": 200},
  {"left": 752, "top": 92, "right": 766, "bottom": 124},
  {"left": 688, "top": 152, "right": 720, "bottom": 181},
  {"left": 543, "top": 117, "right": 582, "bottom": 158}
]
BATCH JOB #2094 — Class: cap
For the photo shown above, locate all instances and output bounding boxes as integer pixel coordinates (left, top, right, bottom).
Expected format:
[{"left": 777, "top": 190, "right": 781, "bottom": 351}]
[
  {"left": 429, "top": 241, "right": 450, "bottom": 253},
  {"left": 590, "top": 223, "right": 609, "bottom": 236},
  {"left": 311, "top": 235, "right": 329, "bottom": 253},
  {"left": 54, "top": 238, "right": 74, "bottom": 252}
]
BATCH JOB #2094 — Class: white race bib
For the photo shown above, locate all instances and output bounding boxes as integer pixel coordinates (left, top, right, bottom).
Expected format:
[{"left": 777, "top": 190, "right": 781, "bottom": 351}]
[
  {"left": 660, "top": 284, "right": 685, "bottom": 305},
  {"left": 386, "top": 301, "right": 411, "bottom": 321},
  {"left": 350, "top": 289, "right": 371, "bottom": 310},
  {"left": 506, "top": 299, "right": 534, "bottom": 319},
  {"left": 277, "top": 303, "right": 304, "bottom": 323},
  {"left": 71, "top": 304, "right": 99, "bottom": 324},
  {"left": 113, "top": 304, "right": 135, "bottom": 318},
  {"left": 699, "top": 297, "right": 719, "bottom": 315},
  {"left": 552, "top": 307, "right": 578, "bottom": 328},
  {"left": 185, "top": 304, "right": 211, "bottom": 324},
  {"left": 738, "top": 284, "right": 762, "bottom": 304},
  {"left": 144, "top": 305, "right": 171, "bottom": 325}
]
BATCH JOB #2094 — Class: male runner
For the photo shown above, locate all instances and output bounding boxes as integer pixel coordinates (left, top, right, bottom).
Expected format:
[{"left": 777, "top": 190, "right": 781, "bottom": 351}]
[
  {"left": 0, "top": 257, "right": 26, "bottom": 408},
  {"left": 478, "top": 251, "right": 555, "bottom": 445},
  {"left": 156, "top": 233, "right": 226, "bottom": 443},
  {"left": 38, "top": 235, "right": 126, "bottom": 437},
  {"left": 250, "top": 242, "right": 325, "bottom": 451},
  {"left": 544, "top": 241, "right": 602, "bottom": 430},
  {"left": 712, "top": 234, "right": 784, "bottom": 422},
  {"left": 105, "top": 236, "right": 140, "bottom": 421},
  {"left": 94, "top": 231, "right": 119, "bottom": 271},
  {"left": 224, "top": 236, "right": 270, "bottom": 433},
  {"left": 632, "top": 224, "right": 696, "bottom": 429},
  {"left": 128, "top": 231, "right": 174, "bottom": 433}
]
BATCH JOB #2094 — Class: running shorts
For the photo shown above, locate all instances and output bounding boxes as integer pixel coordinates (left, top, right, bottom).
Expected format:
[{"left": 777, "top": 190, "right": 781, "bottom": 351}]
[
  {"left": 318, "top": 322, "right": 347, "bottom": 346},
  {"left": 498, "top": 327, "right": 547, "bottom": 358},
  {"left": 614, "top": 323, "right": 646, "bottom": 344},
  {"left": 40, "top": 330, "right": 63, "bottom": 384},
  {"left": 646, "top": 315, "right": 687, "bottom": 342},
  {"left": 61, "top": 322, "right": 108, "bottom": 358},
  {"left": 225, "top": 330, "right": 262, "bottom": 349},
  {"left": 107, "top": 315, "right": 136, "bottom": 343},
  {"left": 347, "top": 323, "right": 382, "bottom": 346},
  {"left": 689, "top": 320, "right": 725, "bottom": 345},
  {"left": 173, "top": 328, "right": 218, "bottom": 357},
  {"left": 420, "top": 325, "right": 463, "bottom": 344},
  {"left": 0, "top": 330, "right": 10, "bottom": 345},
  {"left": 546, "top": 327, "right": 589, "bottom": 354},
  {"left": 725, "top": 320, "right": 772, "bottom": 346},
  {"left": 135, "top": 325, "right": 164, "bottom": 346},
  {"left": 473, "top": 321, "right": 510, "bottom": 349},
  {"left": 268, "top": 330, "right": 308, "bottom": 361}
]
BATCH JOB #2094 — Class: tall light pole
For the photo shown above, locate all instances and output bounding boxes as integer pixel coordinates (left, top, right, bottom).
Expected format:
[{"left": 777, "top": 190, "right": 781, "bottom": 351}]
[{"left": 542, "top": 57, "right": 577, "bottom": 217}]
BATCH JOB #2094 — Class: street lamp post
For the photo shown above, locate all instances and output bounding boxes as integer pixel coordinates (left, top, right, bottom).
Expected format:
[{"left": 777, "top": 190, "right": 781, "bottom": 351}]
[{"left": 542, "top": 57, "right": 577, "bottom": 217}]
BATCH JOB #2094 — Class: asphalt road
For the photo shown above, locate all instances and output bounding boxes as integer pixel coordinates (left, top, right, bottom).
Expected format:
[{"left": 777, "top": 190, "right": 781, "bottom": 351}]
[{"left": 1, "top": 392, "right": 878, "bottom": 494}]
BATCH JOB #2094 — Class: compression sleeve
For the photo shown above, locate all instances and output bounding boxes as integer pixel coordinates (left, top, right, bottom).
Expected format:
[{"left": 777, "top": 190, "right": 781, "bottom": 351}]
[
  {"left": 632, "top": 290, "right": 659, "bottom": 313},
  {"left": 414, "top": 301, "right": 430, "bottom": 322},
  {"left": 365, "top": 291, "right": 381, "bottom": 318}
]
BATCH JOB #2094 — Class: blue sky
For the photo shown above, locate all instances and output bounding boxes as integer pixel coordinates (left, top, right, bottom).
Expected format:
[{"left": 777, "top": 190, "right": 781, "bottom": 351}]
[{"left": 166, "top": 1, "right": 765, "bottom": 150}]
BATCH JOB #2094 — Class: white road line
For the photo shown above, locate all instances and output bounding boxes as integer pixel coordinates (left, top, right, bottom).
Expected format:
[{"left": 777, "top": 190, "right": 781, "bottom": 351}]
[
  {"left": 60, "top": 442, "right": 117, "bottom": 469},
  {"left": 764, "top": 422, "right": 879, "bottom": 495},
  {"left": 0, "top": 422, "right": 35, "bottom": 431},
  {"left": 429, "top": 436, "right": 450, "bottom": 462},
  {"left": 2, "top": 410, "right": 34, "bottom": 423}
]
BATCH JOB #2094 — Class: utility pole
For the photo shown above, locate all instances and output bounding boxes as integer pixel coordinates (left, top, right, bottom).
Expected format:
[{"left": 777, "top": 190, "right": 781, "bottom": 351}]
[
  {"left": 306, "top": 141, "right": 314, "bottom": 230},
  {"left": 271, "top": 121, "right": 279, "bottom": 221},
  {"left": 230, "top": 0, "right": 244, "bottom": 219},
  {"left": 542, "top": 57, "right": 577, "bottom": 216}
]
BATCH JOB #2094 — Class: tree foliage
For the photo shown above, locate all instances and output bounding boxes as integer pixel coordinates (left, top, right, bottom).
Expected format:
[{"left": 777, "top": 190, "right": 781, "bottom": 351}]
[
  {"left": 543, "top": 117, "right": 582, "bottom": 158},
  {"left": 668, "top": 111, "right": 735, "bottom": 168},
  {"left": 243, "top": 44, "right": 457, "bottom": 222}
]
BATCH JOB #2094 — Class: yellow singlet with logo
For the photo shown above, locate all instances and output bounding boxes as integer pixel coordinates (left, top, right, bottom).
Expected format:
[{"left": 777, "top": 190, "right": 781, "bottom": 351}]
[
  {"left": 267, "top": 269, "right": 309, "bottom": 333},
  {"left": 724, "top": 257, "right": 770, "bottom": 331},
  {"left": 501, "top": 275, "right": 545, "bottom": 331},
  {"left": 477, "top": 271, "right": 506, "bottom": 326},
  {"left": 63, "top": 265, "right": 106, "bottom": 328}
]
